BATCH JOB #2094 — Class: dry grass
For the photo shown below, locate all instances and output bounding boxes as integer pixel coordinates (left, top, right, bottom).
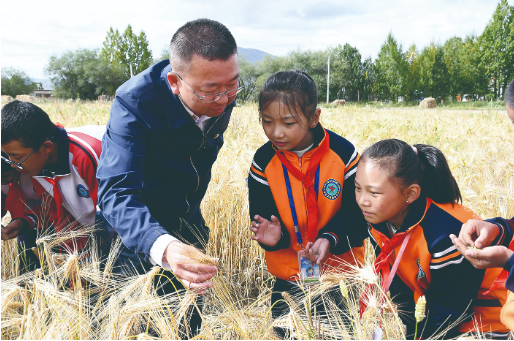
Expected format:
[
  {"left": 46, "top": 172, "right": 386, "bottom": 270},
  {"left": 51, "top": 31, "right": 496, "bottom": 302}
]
[{"left": 1, "top": 100, "right": 513, "bottom": 339}]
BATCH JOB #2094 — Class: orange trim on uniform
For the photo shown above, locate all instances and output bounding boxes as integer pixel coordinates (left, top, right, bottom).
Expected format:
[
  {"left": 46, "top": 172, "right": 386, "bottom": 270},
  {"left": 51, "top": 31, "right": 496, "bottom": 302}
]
[
  {"left": 345, "top": 153, "right": 360, "bottom": 171},
  {"left": 430, "top": 250, "right": 462, "bottom": 264},
  {"left": 250, "top": 165, "right": 266, "bottom": 179}
]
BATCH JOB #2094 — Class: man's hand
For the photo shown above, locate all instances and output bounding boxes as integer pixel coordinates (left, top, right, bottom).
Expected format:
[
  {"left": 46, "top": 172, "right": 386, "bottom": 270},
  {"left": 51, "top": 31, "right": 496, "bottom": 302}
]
[
  {"left": 450, "top": 234, "right": 513, "bottom": 269},
  {"left": 249, "top": 215, "right": 282, "bottom": 247},
  {"left": 458, "top": 219, "right": 500, "bottom": 249},
  {"left": 305, "top": 239, "right": 330, "bottom": 265},
  {"left": 163, "top": 241, "right": 217, "bottom": 295},
  {"left": 1, "top": 219, "right": 27, "bottom": 240}
]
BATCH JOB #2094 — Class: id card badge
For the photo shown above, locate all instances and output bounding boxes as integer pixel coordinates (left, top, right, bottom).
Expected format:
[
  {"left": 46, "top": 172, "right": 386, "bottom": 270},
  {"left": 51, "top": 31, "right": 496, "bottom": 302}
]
[{"left": 298, "top": 250, "right": 320, "bottom": 283}]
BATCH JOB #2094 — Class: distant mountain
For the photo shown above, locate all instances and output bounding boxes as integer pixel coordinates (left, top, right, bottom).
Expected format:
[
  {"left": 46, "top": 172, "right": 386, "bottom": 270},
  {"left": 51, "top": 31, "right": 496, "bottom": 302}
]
[
  {"left": 238, "top": 47, "right": 273, "bottom": 63},
  {"left": 32, "top": 78, "right": 54, "bottom": 90}
]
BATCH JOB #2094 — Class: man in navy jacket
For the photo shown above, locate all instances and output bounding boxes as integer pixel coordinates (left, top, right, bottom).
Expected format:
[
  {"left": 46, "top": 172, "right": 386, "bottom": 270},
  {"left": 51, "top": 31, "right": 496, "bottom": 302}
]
[{"left": 96, "top": 19, "right": 240, "bottom": 336}]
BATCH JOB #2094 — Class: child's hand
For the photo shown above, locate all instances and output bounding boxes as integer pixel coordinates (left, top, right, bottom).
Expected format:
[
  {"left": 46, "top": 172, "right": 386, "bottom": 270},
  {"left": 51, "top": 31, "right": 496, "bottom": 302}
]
[
  {"left": 305, "top": 239, "right": 330, "bottom": 265},
  {"left": 451, "top": 233, "right": 513, "bottom": 269},
  {"left": 1, "top": 219, "right": 27, "bottom": 240},
  {"left": 250, "top": 215, "right": 282, "bottom": 247},
  {"left": 458, "top": 219, "right": 500, "bottom": 249}
]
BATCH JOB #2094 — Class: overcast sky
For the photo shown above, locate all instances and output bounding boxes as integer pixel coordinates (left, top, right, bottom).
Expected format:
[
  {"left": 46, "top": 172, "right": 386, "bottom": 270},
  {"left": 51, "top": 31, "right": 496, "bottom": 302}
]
[{"left": 1, "top": 0, "right": 510, "bottom": 79}]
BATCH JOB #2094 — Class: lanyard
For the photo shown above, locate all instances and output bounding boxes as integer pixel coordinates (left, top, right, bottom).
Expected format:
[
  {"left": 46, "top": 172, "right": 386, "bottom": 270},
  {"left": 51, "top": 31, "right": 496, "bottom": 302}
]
[{"left": 282, "top": 164, "right": 320, "bottom": 246}]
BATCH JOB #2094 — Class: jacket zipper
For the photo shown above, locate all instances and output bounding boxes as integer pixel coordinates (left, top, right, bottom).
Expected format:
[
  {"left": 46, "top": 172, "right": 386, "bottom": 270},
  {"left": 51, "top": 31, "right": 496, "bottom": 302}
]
[{"left": 184, "top": 113, "right": 224, "bottom": 214}]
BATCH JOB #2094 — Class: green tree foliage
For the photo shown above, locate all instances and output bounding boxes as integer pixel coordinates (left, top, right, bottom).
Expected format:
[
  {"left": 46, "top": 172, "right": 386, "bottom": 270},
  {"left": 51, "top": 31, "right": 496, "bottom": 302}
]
[
  {"left": 479, "top": 0, "right": 514, "bottom": 99},
  {"left": 100, "top": 25, "right": 153, "bottom": 79},
  {"left": 374, "top": 33, "right": 408, "bottom": 101},
  {"left": 238, "top": 55, "right": 258, "bottom": 102},
  {"left": 418, "top": 43, "right": 449, "bottom": 99},
  {"left": 404, "top": 44, "right": 420, "bottom": 99},
  {"left": 45, "top": 48, "right": 125, "bottom": 99},
  {"left": 1, "top": 67, "right": 37, "bottom": 97},
  {"left": 329, "top": 44, "right": 363, "bottom": 101}
]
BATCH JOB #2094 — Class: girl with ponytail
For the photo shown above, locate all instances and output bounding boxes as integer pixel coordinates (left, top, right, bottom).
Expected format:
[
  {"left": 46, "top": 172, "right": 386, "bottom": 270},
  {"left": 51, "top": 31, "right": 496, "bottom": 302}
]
[{"left": 355, "top": 139, "right": 508, "bottom": 339}]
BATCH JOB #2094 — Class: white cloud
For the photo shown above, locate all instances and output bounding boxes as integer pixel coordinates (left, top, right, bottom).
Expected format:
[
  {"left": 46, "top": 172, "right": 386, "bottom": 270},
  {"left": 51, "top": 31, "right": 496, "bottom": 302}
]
[{"left": 1, "top": 0, "right": 509, "bottom": 78}]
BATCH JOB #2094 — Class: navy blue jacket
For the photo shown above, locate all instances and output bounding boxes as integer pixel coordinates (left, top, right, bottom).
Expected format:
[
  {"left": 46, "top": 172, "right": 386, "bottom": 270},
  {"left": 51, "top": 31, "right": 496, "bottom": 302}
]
[{"left": 97, "top": 60, "right": 234, "bottom": 262}]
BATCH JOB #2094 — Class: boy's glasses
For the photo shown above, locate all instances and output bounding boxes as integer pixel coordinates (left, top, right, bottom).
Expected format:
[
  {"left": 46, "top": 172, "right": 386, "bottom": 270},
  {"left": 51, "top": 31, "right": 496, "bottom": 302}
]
[
  {"left": 1, "top": 149, "right": 38, "bottom": 170},
  {"left": 172, "top": 71, "right": 243, "bottom": 103}
]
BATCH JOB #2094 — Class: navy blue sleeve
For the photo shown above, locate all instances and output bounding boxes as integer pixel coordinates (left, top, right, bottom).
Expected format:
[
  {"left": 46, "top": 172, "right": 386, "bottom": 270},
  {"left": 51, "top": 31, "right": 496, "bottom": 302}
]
[
  {"left": 97, "top": 97, "right": 170, "bottom": 262},
  {"left": 486, "top": 217, "right": 514, "bottom": 248},
  {"left": 248, "top": 150, "right": 290, "bottom": 252}
]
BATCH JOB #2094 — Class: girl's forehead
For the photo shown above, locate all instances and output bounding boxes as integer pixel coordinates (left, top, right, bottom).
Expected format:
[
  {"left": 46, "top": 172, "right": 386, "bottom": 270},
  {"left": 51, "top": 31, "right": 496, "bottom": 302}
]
[
  {"left": 262, "top": 101, "right": 304, "bottom": 120},
  {"left": 357, "top": 161, "right": 391, "bottom": 183}
]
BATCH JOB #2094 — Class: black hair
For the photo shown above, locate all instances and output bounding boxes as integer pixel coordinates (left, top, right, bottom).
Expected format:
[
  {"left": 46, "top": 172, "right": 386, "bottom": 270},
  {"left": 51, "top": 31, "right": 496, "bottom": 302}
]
[
  {"left": 506, "top": 78, "right": 514, "bottom": 109},
  {"left": 1, "top": 100, "right": 57, "bottom": 149},
  {"left": 361, "top": 139, "right": 462, "bottom": 204},
  {"left": 169, "top": 18, "right": 237, "bottom": 71},
  {"left": 258, "top": 70, "right": 318, "bottom": 124}
]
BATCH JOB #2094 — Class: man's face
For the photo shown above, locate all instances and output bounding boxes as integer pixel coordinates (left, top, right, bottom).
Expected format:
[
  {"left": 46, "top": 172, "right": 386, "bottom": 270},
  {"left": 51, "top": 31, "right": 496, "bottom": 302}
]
[
  {"left": 507, "top": 104, "right": 514, "bottom": 124},
  {"left": 1, "top": 140, "right": 51, "bottom": 176},
  {"left": 167, "top": 54, "right": 239, "bottom": 117}
]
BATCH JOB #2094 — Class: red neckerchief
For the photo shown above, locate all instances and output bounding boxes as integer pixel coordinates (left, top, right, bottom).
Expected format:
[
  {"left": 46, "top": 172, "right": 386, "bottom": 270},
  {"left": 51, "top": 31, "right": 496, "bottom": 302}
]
[
  {"left": 275, "top": 131, "right": 330, "bottom": 243},
  {"left": 5, "top": 180, "right": 27, "bottom": 219},
  {"left": 360, "top": 227, "right": 412, "bottom": 317}
]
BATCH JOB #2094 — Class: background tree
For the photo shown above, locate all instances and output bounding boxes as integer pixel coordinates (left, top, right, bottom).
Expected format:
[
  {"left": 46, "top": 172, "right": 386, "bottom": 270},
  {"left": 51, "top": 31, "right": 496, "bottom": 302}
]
[
  {"left": 404, "top": 44, "right": 420, "bottom": 100},
  {"left": 329, "top": 44, "right": 363, "bottom": 101},
  {"left": 361, "top": 57, "right": 377, "bottom": 101},
  {"left": 1, "top": 67, "right": 37, "bottom": 97},
  {"left": 374, "top": 33, "right": 408, "bottom": 101},
  {"left": 45, "top": 49, "right": 97, "bottom": 99},
  {"left": 45, "top": 48, "right": 125, "bottom": 99},
  {"left": 100, "top": 25, "right": 153, "bottom": 79},
  {"left": 237, "top": 55, "right": 259, "bottom": 102},
  {"left": 479, "top": 0, "right": 514, "bottom": 99}
]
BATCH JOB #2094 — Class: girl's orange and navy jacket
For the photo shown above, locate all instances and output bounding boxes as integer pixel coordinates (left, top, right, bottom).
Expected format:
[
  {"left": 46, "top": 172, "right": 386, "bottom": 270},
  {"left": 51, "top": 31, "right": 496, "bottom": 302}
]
[
  {"left": 248, "top": 124, "right": 368, "bottom": 281},
  {"left": 368, "top": 196, "right": 508, "bottom": 339},
  {"left": 492, "top": 217, "right": 514, "bottom": 332}
]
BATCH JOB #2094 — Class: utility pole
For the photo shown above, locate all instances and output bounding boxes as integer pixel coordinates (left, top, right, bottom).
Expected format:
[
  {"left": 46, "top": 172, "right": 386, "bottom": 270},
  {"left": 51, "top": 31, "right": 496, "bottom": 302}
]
[
  {"left": 358, "top": 90, "right": 360, "bottom": 102},
  {"left": 326, "top": 55, "right": 330, "bottom": 104}
]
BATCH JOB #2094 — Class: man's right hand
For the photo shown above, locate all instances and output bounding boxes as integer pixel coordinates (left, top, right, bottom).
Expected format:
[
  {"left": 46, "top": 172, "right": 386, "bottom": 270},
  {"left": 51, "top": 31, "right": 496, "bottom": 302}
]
[
  {"left": 458, "top": 219, "right": 500, "bottom": 249},
  {"left": 163, "top": 241, "right": 217, "bottom": 295},
  {"left": 250, "top": 215, "right": 282, "bottom": 247}
]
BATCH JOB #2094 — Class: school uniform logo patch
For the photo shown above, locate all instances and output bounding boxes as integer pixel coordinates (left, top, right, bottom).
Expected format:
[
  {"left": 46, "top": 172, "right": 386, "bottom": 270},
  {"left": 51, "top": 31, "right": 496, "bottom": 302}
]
[
  {"left": 76, "top": 184, "right": 90, "bottom": 198},
  {"left": 417, "top": 258, "right": 426, "bottom": 279},
  {"left": 322, "top": 179, "right": 341, "bottom": 200}
]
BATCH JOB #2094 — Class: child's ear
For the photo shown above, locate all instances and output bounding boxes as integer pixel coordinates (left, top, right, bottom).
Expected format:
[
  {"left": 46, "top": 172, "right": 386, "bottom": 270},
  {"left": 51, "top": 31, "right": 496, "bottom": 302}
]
[
  {"left": 167, "top": 72, "right": 180, "bottom": 95},
  {"left": 405, "top": 184, "right": 421, "bottom": 204},
  {"left": 309, "top": 108, "right": 321, "bottom": 128},
  {"left": 42, "top": 141, "right": 54, "bottom": 155}
]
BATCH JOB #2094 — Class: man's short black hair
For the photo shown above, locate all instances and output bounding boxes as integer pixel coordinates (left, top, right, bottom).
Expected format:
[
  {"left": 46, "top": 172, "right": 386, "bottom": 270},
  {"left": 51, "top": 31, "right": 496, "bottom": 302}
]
[
  {"left": 169, "top": 18, "right": 237, "bottom": 72},
  {"left": 506, "top": 78, "right": 514, "bottom": 109},
  {"left": 1, "top": 100, "right": 57, "bottom": 149}
]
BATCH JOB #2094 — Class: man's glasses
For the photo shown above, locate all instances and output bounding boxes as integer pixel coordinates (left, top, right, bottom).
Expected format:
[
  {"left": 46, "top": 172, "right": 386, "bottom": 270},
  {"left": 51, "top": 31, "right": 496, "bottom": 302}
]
[
  {"left": 172, "top": 71, "right": 243, "bottom": 103},
  {"left": 1, "top": 148, "right": 38, "bottom": 170}
]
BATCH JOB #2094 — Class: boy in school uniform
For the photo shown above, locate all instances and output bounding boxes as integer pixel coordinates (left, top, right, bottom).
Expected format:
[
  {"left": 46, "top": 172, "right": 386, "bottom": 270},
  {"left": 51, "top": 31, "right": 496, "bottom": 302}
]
[
  {"left": 1, "top": 100, "right": 105, "bottom": 253},
  {"left": 451, "top": 77, "right": 514, "bottom": 332}
]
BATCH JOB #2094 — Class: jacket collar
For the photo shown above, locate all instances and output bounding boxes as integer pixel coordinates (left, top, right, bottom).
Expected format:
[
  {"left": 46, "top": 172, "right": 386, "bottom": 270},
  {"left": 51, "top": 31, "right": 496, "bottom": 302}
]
[
  {"left": 34, "top": 126, "right": 70, "bottom": 178},
  {"left": 160, "top": 64, "right": 236, "bottom": 131},
  {"left": 370, "top": 196, "right": 430, "bottom": 237}
]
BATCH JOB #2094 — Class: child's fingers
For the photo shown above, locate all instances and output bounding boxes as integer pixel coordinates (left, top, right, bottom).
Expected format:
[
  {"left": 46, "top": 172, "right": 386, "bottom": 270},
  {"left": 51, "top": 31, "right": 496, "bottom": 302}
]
[
  {"left": 270, "top": 215, "right": 280, "bottom": 225},
  {"left": 254, "top": 215, "right": 268, "bottom": 224}
]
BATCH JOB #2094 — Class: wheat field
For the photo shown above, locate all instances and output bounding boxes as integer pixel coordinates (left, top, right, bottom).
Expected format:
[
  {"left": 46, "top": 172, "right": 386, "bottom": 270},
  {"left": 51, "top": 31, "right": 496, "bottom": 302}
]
[{"left": 1, "top": 99, "right": 513, "bottom": 339}]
